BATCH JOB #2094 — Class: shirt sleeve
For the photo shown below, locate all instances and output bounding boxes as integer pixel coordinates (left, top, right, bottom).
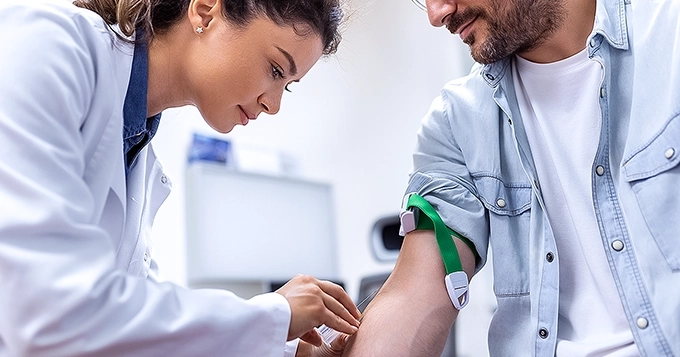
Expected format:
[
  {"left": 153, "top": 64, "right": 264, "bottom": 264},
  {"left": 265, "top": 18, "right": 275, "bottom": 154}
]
[
  {"left": 403, "top": 93, "right": 490, "bottom": 273},
  {"left": 0, "top": 2, "right": 291, "bottom": 356}
]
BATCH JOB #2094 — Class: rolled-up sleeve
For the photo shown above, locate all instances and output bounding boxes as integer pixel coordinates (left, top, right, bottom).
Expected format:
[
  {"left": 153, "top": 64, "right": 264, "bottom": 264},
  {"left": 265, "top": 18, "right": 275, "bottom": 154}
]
[{"left": 403, "top": 94, "right": 489, "bottom": 273}]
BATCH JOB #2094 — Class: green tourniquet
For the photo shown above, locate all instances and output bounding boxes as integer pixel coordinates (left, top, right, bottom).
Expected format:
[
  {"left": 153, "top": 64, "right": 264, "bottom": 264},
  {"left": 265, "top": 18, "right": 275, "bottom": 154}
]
[
  {"left": 414, "top": 215, "right": 478, "bottom": 261},
  {"left": 406, "top": 194, "right": 463, "bottom": 274}
]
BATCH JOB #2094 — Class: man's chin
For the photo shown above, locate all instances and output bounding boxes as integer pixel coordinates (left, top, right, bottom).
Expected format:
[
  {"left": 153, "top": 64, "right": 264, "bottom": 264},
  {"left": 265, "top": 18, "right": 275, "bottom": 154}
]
[
  {"left": 469, "top": 50, "right": 495, "bottom": 65},
  {"left": 466, "top": 38, "right": 497, "bottom": 64},
  {"left": 470, "top": 44, "right": 510, "bottom": 64}
]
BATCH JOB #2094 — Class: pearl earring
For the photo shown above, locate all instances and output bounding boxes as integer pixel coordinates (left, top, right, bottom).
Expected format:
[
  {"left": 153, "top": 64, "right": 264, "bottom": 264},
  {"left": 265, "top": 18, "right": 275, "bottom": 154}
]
[{"left": 195, "top": 26, "right": 204, "bottom": 34}]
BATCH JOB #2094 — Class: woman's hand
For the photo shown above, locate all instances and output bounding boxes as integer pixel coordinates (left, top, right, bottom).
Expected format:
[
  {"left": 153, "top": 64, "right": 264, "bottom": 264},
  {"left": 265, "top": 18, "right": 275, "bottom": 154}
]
[
  {"left": 295, "top": 334, "right": 350, "bottom": 357},
  {"left": 275, "top": 274, "right": 360, "bottom": 345}
]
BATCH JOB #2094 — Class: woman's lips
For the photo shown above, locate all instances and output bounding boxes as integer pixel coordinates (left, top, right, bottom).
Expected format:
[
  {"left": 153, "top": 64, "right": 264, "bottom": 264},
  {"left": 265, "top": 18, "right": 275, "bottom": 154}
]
[{"left": 238, "top": 106, "right": 256, "bottom": 125}]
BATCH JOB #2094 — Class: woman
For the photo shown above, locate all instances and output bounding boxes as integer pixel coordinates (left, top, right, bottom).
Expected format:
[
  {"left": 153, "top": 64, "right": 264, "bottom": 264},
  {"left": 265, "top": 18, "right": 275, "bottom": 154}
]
[{"left": 0, "top": 0, "right": 359, "bottom": 356}]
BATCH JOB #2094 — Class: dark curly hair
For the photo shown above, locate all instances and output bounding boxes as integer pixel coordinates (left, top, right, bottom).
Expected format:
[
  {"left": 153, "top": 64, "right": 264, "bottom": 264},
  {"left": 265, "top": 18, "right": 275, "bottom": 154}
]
[{"left": 73, "top": 0, "right": 344, "bottom": 55}]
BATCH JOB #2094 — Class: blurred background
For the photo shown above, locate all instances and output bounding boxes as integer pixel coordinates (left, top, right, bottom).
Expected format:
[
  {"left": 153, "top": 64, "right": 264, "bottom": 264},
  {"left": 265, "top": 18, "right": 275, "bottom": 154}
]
[{"left": 150, "top": 1, "right": 495, "bottom": 356}]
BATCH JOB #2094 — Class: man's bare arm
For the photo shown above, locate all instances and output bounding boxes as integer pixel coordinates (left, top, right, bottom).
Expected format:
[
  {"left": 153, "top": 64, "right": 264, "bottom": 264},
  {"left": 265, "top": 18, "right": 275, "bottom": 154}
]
[{"left": 343, "top": 230, "right": 476, "bottom": 356}]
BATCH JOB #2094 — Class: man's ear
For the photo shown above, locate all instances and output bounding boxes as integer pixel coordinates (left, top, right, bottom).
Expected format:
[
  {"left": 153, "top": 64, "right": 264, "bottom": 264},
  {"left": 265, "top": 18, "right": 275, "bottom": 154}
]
[{"left": 188, "top": 0, "right": 219, "bottom": 32}]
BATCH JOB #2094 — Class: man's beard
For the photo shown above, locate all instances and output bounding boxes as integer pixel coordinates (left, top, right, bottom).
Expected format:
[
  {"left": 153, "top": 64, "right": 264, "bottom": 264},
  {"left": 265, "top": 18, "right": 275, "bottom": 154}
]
[{"left": 446, "top": 0, "right": 566, "bottom": 64}]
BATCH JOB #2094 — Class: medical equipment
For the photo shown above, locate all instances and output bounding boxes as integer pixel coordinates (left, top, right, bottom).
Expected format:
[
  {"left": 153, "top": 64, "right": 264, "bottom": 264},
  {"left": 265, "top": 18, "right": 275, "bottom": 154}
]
[
  {"left": 316, "top": 288, "right": 379, "bottom": 346},
  {"left": 400, "top": 193, "right": 469, "bottom": 310}
]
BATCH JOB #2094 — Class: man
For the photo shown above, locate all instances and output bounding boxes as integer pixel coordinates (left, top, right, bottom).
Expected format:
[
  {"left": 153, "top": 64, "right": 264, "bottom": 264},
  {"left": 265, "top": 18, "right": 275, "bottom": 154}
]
[{"left": 343, "top": 0, "right": 680, "bottom": 355}]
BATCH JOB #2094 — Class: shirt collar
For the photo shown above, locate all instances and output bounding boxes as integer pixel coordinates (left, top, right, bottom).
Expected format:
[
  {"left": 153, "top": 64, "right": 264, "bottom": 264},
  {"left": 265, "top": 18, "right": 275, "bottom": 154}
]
[
  {"left": 590, "top": 0, "right": 629, "bottom": 50},
  {"left": 123, "top": 31, "right": 156, "bottom": 139},
  {"left": 122, "top": 30, "right": 162, "bottom": 176}
]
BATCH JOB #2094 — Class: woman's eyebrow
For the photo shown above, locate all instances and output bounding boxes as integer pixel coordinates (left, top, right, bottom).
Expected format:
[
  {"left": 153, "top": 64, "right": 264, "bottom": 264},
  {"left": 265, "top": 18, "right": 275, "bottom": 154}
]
[{"left": 275, "top": 46, "right": 297, "bottom": 76}]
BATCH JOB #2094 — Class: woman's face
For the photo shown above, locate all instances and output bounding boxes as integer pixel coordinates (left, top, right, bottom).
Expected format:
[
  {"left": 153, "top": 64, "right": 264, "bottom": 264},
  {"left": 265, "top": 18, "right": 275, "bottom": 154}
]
[{"left": 185, "top": 16, "right": 324, "bottom": 133}]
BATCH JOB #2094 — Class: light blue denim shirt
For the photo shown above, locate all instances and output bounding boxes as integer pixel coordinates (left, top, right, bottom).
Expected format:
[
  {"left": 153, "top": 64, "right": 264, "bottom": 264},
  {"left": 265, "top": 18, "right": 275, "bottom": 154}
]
[{"left": 404, "top": 0, "right": 680, "bottom": 355}]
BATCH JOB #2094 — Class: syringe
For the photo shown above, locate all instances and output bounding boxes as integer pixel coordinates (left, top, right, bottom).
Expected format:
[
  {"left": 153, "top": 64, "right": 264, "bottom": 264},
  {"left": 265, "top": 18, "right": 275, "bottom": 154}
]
[{"left": 316, "top": 288, "right": 379, "bottom": 346}]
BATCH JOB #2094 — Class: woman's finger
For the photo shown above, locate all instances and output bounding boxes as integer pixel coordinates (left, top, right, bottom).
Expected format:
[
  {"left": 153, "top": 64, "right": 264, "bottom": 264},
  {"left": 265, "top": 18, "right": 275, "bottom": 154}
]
[
  {"left": 319, "top": 292, "right": 360, "bottom": 334},
  {"left": 328, "top": 333, "right": 349, "bottom": 353},
  {"left": 318, "top": 280, "right": 361, "bottom": 318},
  {"left": 299, "top": 328, "right": 323, "bottom": 347}
]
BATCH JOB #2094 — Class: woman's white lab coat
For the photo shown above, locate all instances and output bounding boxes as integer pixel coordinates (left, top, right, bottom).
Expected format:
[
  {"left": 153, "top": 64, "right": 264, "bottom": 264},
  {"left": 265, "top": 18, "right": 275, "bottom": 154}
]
[{"left": 0, "top": 1, "right": 293, "bottom": 356}]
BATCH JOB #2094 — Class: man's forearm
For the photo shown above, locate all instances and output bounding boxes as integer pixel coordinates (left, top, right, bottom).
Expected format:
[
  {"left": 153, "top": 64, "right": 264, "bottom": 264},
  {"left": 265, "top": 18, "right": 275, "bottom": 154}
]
[{"left": 343, "top": 230, "right": 476, "bottom": 356}]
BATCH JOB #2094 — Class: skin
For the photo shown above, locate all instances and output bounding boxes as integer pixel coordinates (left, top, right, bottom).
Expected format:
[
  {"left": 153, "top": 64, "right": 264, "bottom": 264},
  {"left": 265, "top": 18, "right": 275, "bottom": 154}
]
[
  {"left": 147, "top": 0, "right": 324, "bottom": 133},
  {"left": 343, "top": 0, "right": 596, "bottom": 355},
  {"left": 297, "top": 334, "right": 351, "bottom": 357},
  {"left": 145, "top": 0, "right": 361, "bottom": 352},
  {"left": 426, "top": 0, "right": 595, "bottom": 64},
  {"left": 276, "top": 274, "right": 359, "bottom": 346},
  {"left": 343, "top": 231, "right": 476, "bottom": 356}
]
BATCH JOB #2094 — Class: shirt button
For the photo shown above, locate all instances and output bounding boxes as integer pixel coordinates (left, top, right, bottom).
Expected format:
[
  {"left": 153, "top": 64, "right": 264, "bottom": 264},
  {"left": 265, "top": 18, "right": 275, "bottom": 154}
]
[
  {"left": 590, "top": 38, "right": 597, "bottom": 47},
  {"left": 143, "top": 253, "right": 149, "bottom": 262},
  {"left": 611, "top": 240, "right": 624, "bottom": 251},
  {"left": 600, "top": 87, "right": 606, "bottom": 98},
  {"left": 160, "top": 175, "right": 168, "bottom": 184},
  {"left": 496, "top": 198, "right": 507, "bottom": 208},
  {"left": 595, "top": 165, "right": 605, "bottom": 176},
  {"left": 539, "top": 328, "right": 549, "bottom": 339},
  {"left": 636, "top": 317, "right": 648, "bottom": 329},
  {"left": 665, "top": 148, "right": 675, "bottom": 159},
  {"left": 546, "top": 252, "right": 554, "bottom": 263}
]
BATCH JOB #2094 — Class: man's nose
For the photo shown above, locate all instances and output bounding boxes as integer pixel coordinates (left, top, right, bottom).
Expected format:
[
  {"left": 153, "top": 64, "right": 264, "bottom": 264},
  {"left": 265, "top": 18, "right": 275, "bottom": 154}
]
[{"left": 427, "top": 0, "right": 457, "bottom": 28}]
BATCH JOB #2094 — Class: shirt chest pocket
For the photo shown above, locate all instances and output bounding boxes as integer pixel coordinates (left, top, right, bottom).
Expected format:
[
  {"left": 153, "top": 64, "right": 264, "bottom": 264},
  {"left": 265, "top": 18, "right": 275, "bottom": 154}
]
[
  {"left": 623, "top": 114, "right": 680, "bottom": 272},
  {"left": 473, "top": 175, "right": 533, "bottom": 296}
]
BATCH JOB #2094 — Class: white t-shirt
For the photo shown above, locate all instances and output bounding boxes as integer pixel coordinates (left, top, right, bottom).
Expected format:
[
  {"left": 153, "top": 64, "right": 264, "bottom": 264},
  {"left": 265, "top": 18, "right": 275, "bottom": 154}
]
[{"left": 512, "top": 49, "right": 638, "bottom": 356}]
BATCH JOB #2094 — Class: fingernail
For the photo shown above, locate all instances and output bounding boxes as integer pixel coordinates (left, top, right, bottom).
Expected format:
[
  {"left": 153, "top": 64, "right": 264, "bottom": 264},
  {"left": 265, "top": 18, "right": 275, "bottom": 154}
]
[{"left": 351, "top": 326, "right": 358, "bottom": 333}]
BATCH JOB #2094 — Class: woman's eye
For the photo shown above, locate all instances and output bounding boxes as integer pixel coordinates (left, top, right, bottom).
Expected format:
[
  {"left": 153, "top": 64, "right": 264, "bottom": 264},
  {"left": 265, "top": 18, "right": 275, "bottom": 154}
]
[{"left": 271, "top": 65, "right": 284, "bottom": 79}]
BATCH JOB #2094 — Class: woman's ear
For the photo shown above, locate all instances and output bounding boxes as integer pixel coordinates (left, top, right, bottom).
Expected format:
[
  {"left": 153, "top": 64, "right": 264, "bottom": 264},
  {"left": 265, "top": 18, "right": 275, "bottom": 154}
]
[{"left": 188, "top": 0, "right": 220, "bottom": 33}]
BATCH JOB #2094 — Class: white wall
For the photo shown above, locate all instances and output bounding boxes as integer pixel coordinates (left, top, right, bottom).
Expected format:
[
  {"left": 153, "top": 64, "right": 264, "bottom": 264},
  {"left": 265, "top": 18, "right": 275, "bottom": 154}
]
[{"left": 150, "top": 1, "right": 493, "bottom": 356}]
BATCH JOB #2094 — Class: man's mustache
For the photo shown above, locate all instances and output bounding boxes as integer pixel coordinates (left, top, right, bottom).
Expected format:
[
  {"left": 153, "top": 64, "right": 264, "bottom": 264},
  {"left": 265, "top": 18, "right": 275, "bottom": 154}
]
[{"left": 446, "top": 7, "right": 485, "bottom": 34}]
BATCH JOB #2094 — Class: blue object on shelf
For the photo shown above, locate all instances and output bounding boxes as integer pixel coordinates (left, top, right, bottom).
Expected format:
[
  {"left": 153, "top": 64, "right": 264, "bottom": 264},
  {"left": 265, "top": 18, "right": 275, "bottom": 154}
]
[{"left": 188, "top": 133, "right": 232, "bottom": 165}]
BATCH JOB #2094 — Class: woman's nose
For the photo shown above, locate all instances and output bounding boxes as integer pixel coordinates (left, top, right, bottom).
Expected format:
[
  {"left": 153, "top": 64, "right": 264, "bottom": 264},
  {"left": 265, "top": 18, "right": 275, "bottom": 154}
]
[{"left": 258, "top": 94, "right": 281, "bottom": 115}]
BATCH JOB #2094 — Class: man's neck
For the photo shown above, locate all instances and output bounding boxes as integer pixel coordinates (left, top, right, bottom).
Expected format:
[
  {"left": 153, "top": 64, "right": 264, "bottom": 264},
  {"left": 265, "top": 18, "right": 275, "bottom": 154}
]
[{"left": 517, "top": 0, "right": 596, "bottom": 63}]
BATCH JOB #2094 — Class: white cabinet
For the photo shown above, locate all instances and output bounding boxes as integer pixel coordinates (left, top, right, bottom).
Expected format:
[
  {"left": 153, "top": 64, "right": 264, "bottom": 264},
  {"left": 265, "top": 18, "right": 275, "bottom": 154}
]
[{"left": 185, "top": 163, "right": 338, "bottom": 292}]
